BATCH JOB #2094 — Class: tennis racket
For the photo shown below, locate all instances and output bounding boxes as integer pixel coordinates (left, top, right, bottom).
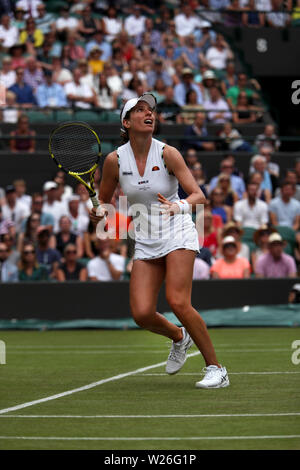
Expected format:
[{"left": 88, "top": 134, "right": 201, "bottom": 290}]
[{"left": 49, "top": 121, "right": 101, "bottom": 208}]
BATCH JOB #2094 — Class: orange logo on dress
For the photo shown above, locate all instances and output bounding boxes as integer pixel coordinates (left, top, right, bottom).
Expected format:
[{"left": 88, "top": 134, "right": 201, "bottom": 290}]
[{"left": 152, "top": 166, "right": 160, "bottom": 171}]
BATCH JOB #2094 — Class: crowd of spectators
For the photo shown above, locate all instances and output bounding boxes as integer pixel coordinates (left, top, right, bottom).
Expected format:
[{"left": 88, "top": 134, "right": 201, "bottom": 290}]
[{"left": 0, "top": 1, "right": 299, "bottom": 295}]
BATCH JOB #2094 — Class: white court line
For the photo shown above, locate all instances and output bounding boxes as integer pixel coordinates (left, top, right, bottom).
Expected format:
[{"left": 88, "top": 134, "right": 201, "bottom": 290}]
[
  {"left": 6, "top": 348, "right": 291, "bottom": 355},
  {"left": 1, "top": 412, "right": 300, "bottom": 419},
  {"left": 0, "top": 352, "right": 200, "bottom": 415},
  {"left": 141, "top": 371, "right": 300, "bottom": 376},
  {"left": 0, "top": 435, "right": 299, "bottom": 441}
]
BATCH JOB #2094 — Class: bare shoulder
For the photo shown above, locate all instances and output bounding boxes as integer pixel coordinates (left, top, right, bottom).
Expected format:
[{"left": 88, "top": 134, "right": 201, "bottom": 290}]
[
  {"left": 102, "top": 150, "right": 119, "bottom": 180},
  {"left": 162, "top": 144, "right": 186, "bottom": 168}
]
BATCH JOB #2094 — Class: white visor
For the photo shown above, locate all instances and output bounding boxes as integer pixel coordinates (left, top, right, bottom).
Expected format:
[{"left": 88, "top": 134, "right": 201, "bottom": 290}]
[{"left": 120, "top": 93, "right": 156, "bottom": 124}]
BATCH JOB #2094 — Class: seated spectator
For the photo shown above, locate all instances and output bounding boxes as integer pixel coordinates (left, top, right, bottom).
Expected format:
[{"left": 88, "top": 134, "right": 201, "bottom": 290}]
[
  {"left": 9, "top": 43, "right": 27, "bottom": 70},
  {"left": 19, "top": 17, "right": 44, "bottom": 54},
  {"left": 65, "top": 68, "right": 97, "bottom": 109},
  {"left": 13, "top": 178, "right": 31, "bottom": 209},
  {"left": 251, "top": 225, "right": 277, "bottom": 272},
  {"left": 0, "top": 56, "right": 16, "bottom": 90},
  {"left": 221, "top": 221, "right": 250, "bottom": 260},
  {"left": 259, "top": 144, "right": 280, "bottom": 185},
  {"left": 210, "top": 187, "right": 233, "bottom": 224},
  {"left": 85, "top": 29, "right": 112, "bottom": 62},
  {"left": 0, "top": 241, "right": 18, "bottom": 282},
  {"left": 215, "top": 172, "right": 239, "bottom": 208},
  {"left": 101, "top": 6, "right": 123, "bottom": 43},
  {"left": 275, "top": 170, "right": 300, "bottom": 202},
  {"left": 35, "top": 226, "right": 61, "bottom": 278},
  {"left": 266, "top": 0, "right": 291, "bottom": 27},
  {"left": 219, "top": 122, "right": 253, "bottom": 152},
  {"left": 53, "top": 170, "right": 73, "bottom": 203},
  {"left": 203, "top": 85, "right": 232, "bottom": 124},
  {"left": 36, "top": 69, "right": 67, "bottom": 108},
  {"left": 83, "top": 220, "right": 99, "bottom": 259},
  {"left": 179, "top": 34, "right": 204, "bottom": 71},
  {"left": 9, "top": 114, "right": 36, "bottom": 153},
  {"left": 269, "top": 181, "right": 300, "bottom": 231},
  {"left": 87, "top": 46, "right": 105, "bottom": 75},
  {"left": 200, "top": 209, "right": 220, "bottom": 258},
  {"left": 87, "top": 238, "right": 125, "bottom": 281},
  {"left": 55, "top": 6, "right": 79, "bottom": 41},
  {"left": 51, "top": 56, "right": 73, "bottom": 86},
  {"left": 0, "top": 14, "right": 19, "bottom": 49},
  {"left": 146, "top": 57, "right": 173, "bottom": 90},
  {"left": 15, "top": 0, "right": 43, "bottom": 19},
  {"left": 232, "top": 91, "right": 257, "bottom": 124},
  {"left": 254, "top": 124, "right": 281, "bottom": 153},
  {"left": 193, "top": 257, "right": 210, "bottom": 279},
  {"left": 289, "top": 282, "right": 300, "bottom": 302},
  {"left": 210, "top": 236, "right": 251, "bottom": 279},
  {"left": 11, "top": 7, "right": 26, "bottom": 32},
  {"left": 242, "top": 0, "right": 265, "bottom": 27},
  {"left": 209, "top": 157, "right": 246, "bottom": 199},
  {"left": 35, "top": 2, "right": 55, "bottom": 35},
  {"left": 234, "top": 181, "right": 269, "bottom": 229},
  {"left": 174, "top": 5, "right": 202, "bottom": 45},
  {"left": 124, "top": 5, "right": 146, "bottom": 38},
  {"left": 249, "top": 171, "right": 271, "bottom": 204},
  {"left": 67, "top": 196, "right": 89, "bottom": 237},
  {"left": 226, "top": 72, "right": 259, "bottom": 109},
  {"left": 78, "top": 4, "right": 102, "bottom": 41},
  {"left": 1, "top": 184, "right": 30, "bottom": 233},
  {"left": 8, "top": 68, "right": 36, "bottom": 107},
  {"left": 42, "top": 181, "right": 66, "bottom": 234},
  {"left": 18, "top": 241, "right": 49, "bottom": 281},
  {"left": 17, "top": 212, "right": 46, "bottom": 252},
  {"left": 21, "top": 191, "right": 55, "bottom": 234},
  {"left": 220, "top": 60, "right": 238, "bottom": 95},
  {"left": 95, "top": 73, "right": 117, "bottom": 110},
  {"left": 184, "top": 111, "right": 216, "bottom": 151},
  {"left": 255, "top": 233, "right": 297, "bottom": 278},
  {"left": 113, "top": 30, "right": 136, "bottom": 64},
  {"left": 55, "top": 244, "right": 88, "bottom": 282},
  {"left": 54, "top": 215, "right": 84, "bottom": 259},
  {"left": 249, "top": 155, "right": 273, "bottom": 194},
  {"left": 180, "top": 89, "right": 205, "bottom": 125},
  {"left": 2, "top": 91, "right": 20, "bottom": 124},
  {"left": 134, "top": 17, "right": 161, "bottom": 53},
  {"left": 191, "top": 161, "right": 207, "bottom": 188},
  {"left": 65, "top": 32, "right": 86, "bottom": 63},
  {"left": 156, "top": 86, "right": 182, "bottom": 124},
  {"left": 1, "top": 232, "right": 19, "bottom": 266},
  {"left": 23, "top": 56, "right": 44, "bottom": 93},
  {"left": 205, "top": 34, "right": 234, "bottom": 71},
  {"left": 174, "top": 68, "right": 203, "bottom": 107}
]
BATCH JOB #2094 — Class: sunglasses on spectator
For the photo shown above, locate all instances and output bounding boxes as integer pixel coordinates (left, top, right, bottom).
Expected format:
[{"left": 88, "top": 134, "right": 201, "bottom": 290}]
[
  {"left": 23, "top": 250, "right": 35, "bottom": 254},
  {"left": 221, "top": 165, "right": 233, "bottom": 169},
  {"left": 66, "top": 250, "right": 76, "bottom": 254}
]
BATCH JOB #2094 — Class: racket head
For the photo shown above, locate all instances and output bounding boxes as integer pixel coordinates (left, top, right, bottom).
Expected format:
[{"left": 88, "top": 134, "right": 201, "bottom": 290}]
[{"left": 49, "top": 121, "right": 101, "bottom": 175}]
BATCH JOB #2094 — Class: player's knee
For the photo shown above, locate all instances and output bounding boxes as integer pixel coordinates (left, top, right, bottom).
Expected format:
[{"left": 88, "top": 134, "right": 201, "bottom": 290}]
[
  {"left": 166, "top": 294, "right": 190, "bottom": 317},
  {"left": 131, "top": 306, "right": 155, "bottom": 328}
]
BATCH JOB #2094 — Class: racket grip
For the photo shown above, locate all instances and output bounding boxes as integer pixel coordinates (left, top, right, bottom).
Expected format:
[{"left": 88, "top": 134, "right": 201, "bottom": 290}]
[{"left": 90, "top": 195, "right": 100, "bottom": 208}]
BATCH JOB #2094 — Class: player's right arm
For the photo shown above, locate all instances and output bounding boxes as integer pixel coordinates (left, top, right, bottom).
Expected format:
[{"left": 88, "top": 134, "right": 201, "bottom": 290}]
[{"left": 90, "top": 151, "right": 119, "bottom": 225}]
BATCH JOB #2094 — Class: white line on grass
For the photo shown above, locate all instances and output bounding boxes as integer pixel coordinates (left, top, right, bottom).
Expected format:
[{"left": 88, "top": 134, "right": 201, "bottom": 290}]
[
  {"left": 6, "top": 348, "right": 291, "bottom": 355},
  {"left": 1, "top": 413, "right": 300, "bottom": 419},
  {"left": 141, "top": 371, "right": 300, "bottom": 376},
  {"left": 0, "top": 352, "right": 200, "bottom": 415},
  {"left": 0, "top": 435, "right": 299, "bottom": 441}
]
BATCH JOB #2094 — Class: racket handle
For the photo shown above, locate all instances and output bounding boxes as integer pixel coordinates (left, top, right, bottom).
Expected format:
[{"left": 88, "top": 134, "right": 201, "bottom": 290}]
[{"left": 90, "top": 195, "right": 100, "bottom": 208}]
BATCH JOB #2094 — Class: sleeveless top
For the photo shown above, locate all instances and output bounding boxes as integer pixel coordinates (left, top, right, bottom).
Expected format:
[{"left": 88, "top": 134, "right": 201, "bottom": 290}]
[
  {"left": 117, "top": 138, "right": 199, "bottom": 260},
  {"left": 55, "top": 232, "right": 77, "bottom": 256}
]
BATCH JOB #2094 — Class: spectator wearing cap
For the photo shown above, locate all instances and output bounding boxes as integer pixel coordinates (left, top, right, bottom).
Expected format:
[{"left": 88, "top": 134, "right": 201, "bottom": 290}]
[
  {"left": 0, "top": 14, "right": 19, "bottom": 49},
  {"left": 9, "top": 113, "right": 36, "bottom": 153},
  {"left": 1, "top": 184, "right": 30, "bottom": 233},
  {"left": 205, "top": 34, "right": 234, "bottom": 71},
  {"left": 42, "top": 181, "right": 66, "bottom": 234},
  {"left": 234, "top": 181, "right": 269, "bottom": 229},
  {"left": 0, "top": 241, "right": 19, "bottom": 282},
  {"left": 288, "top": 283, "right": 300, "bottom": 303},
  {"left": 184, "top": 111, "right": 216, "bottom": 151},
  {"left": 200, "top": 69, "right": 218, "bottom": 102},
  {"left": 124, "top": 5, "right": 146, "bottom": 38},
  {"left": 35, "top": 227, "right": 61, "bottom": 278},
  {"left": 221, "top": 221, "right": 250, "bottom": 260},
  {"left": 255, "top": 233, "right": 297, "bottom": 278},
  {"left": 174, "top": 68, "right": 203, "bottom": 107},
  {"left": 203, "top": 85, "right": 232, "bottom": 124},
  {"left": 85, "top": 30, "right": 112, "bottom": 62},
  {"left": 269, "top": 181, "right": 300, "bottom": 231},
  {"left": 210, "top": 236, "right": 251, "bottom": 279},
  {"left": 36, "top": 69, "right": 67, "bottom": 108},
  {"left": 146, "top": 58, "right": 173, "bottom": 89},
  {"left": 8, "top": 68, "right": 36, "bottom": 107}
]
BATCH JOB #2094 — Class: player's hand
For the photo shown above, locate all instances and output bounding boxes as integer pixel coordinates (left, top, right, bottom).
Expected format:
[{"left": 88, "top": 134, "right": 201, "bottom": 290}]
[
  {"left": 157, "top": 193, "right": 180, "bottom": 218},
  {"left": 89, "top": 206, "right": 106, "bottom": 226}
]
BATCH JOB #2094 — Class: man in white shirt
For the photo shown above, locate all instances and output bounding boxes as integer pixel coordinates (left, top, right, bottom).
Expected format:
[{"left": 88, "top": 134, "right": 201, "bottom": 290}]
[
  {"left": 65, "top": 68, "right": 97, "bottom": 109},
  {"left": 87, "top": 238, "right": 125, "bottom": 281},
  {"left": 16, "top": 0, "right": 43, "bottom": 18},
  {"left": 66, "top": 196, "right": 89, "bottom": 237},
  {"left": 55, "top": 6, "right": 79, "bottom": 35},
  {"left": 234, "top": 182, "right": 269, "bottom": 229},
  {"left": 42, "top": 181, "right": 66, "bottom": 233},
  {"left": 0, "top": 14, "right": 19, "bottom": 49},
  {"left": 205, "top": 34, "right": 233, "bottom": 71},
  {"left": 124, "top": 5, "right": 146, "bottom": 38},
  {"left": 203, "top": 85, "right": 232, "bottom": 123},
  {"left": 1, "top": 185, "right": 30, "bottom": 232},
  {"left": 174, "top": 5, "right": 201, "bottom": 43}
]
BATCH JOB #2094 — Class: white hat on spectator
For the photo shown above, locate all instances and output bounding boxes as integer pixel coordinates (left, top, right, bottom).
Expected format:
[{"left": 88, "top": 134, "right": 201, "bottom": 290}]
[
  {"left": 43, "top": 181, "right": 57, "bottom": 192},
  {"left": 222, "top": 236, "right": 237, "bottom": 246},
  {"left": 268, "top": 233, "right": 284, "bottom": 244},
  {"left": 203, "top": 70, "right": 216, "bottom": 80}
]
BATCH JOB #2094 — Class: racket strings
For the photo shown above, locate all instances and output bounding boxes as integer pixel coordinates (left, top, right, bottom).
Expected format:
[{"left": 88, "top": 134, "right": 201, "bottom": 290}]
[{"left": 50, "top": 125, "right": 100, "bottom": 173}]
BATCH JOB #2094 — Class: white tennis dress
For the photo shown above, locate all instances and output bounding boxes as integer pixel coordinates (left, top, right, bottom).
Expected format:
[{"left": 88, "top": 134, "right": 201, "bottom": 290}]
[{"left": 117, "top": 138, "right": 199, "bottom": 260}]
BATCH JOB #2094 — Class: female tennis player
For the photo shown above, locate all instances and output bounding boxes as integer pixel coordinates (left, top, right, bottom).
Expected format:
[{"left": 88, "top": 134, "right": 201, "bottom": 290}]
[{"left": 90, "top": 93, "right": 229, "bottom": 388}]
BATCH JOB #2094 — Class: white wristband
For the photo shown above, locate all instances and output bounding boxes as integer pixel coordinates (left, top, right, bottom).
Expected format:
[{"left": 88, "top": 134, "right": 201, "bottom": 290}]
[{"left": 174, "top": 199, "right": 190, "bottom": 214}]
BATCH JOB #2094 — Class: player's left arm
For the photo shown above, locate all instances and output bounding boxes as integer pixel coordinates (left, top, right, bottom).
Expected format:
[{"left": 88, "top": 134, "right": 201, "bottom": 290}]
[{"left": 159, "top": 144, "right": 207, "bottom": 209}]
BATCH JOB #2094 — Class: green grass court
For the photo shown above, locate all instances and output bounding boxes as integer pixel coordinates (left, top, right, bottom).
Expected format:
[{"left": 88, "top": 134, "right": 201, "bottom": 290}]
[{"left": 0, "top": 327, "right": 299, "bottom": 450}]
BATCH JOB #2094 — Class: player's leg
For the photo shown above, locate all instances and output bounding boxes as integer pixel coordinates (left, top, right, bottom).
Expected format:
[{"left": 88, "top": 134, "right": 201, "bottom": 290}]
[
  {"left": 165, "top": 249, "right": 219, "bottom": 366},
  {"left": 130, "top": 258, "right": 182, "bottom": 341}
]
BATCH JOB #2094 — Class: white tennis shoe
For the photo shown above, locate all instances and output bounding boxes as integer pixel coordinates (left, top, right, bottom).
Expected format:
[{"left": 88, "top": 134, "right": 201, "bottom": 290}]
[
  {"left": 166, "top": 327, "right": 193, "bottom": 375},
  {"left": 195, "top": 365, "right": 229, "bottom": 389}
]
